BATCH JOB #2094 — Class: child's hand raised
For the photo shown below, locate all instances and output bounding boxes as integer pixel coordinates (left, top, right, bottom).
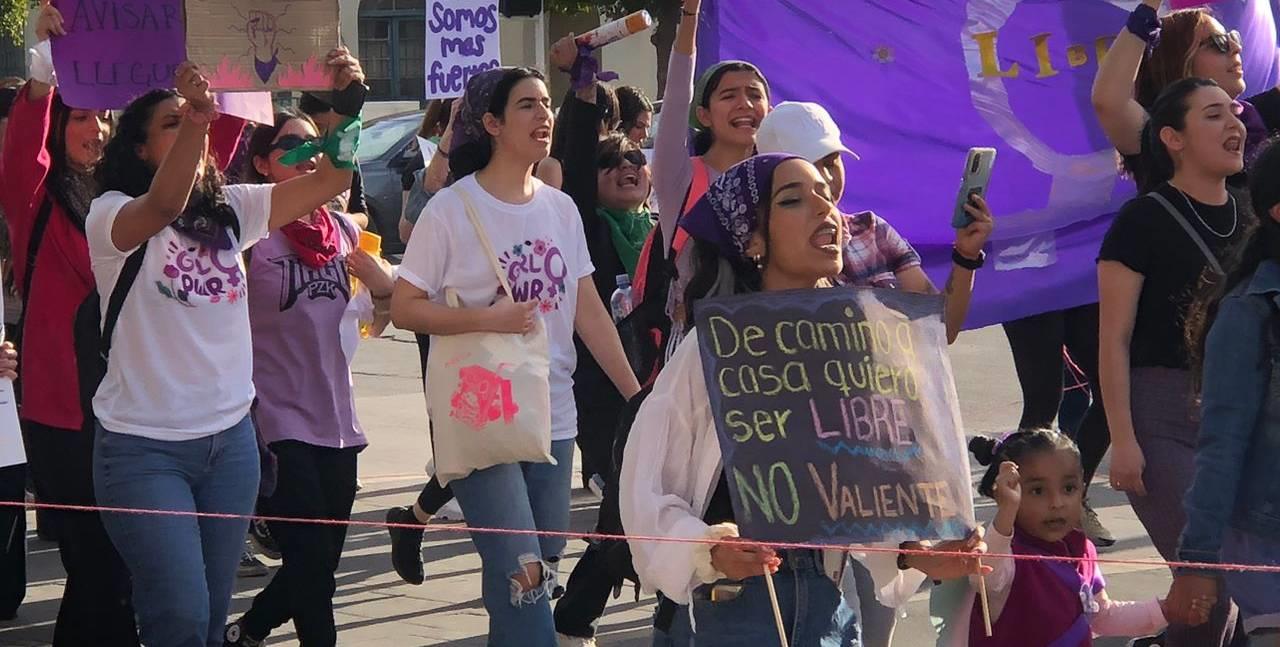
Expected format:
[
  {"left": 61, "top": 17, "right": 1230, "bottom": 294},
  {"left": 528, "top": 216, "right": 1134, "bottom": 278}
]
[{"left": 993, "top": 461, "right": 1021, "bottom": 509}]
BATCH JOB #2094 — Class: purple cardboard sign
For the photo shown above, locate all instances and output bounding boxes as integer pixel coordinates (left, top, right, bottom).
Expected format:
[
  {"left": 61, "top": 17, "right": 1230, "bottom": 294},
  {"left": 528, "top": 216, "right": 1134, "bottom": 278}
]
[{"left": 50, "top": 0, "right": 186, "bottom": 110}]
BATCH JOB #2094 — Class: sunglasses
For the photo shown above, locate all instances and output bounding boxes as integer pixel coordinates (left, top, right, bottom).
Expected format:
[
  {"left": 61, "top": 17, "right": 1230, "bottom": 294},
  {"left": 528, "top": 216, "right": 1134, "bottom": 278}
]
[
  {"left": 597, "top": 149, "right": 648, "bottom": 170},
  {"left": 271, "top": 134, "right": 319, "bottom": 153},
  {"left": 1200, "top": 30, "right": 1241, "bottom": 55}
]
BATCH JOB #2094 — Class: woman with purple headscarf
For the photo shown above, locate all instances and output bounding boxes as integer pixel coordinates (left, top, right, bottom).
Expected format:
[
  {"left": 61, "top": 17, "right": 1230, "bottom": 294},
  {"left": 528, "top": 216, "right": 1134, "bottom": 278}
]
[
  {"left": 391, "top": 67, "right": 640, "bottom": 646},
  {"left": 620, "top": 153, "right": 991, "bottom": 646}
]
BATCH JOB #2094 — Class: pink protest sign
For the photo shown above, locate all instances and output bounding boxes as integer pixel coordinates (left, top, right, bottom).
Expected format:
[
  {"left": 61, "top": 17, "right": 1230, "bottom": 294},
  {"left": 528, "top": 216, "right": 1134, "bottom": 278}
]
[
  {"left": 216, "top": 92, "right": 273, "bottom": 124},
  {"left": 186, "top": 0, "right": 338, "bottom": 91},
  {"left": 50, "top": 0, "right": 186, "bottom": 109}
]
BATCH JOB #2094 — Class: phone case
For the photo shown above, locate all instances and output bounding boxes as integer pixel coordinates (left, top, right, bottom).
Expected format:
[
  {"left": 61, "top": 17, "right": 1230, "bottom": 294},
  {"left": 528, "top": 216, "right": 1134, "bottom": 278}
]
[{"left": 952, "top": 148, "right": 996, "bottom": 229}]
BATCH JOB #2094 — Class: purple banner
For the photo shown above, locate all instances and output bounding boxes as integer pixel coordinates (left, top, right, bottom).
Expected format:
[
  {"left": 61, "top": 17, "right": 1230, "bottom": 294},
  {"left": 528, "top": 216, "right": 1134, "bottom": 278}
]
[
  {"left": 699, "top": 0, "right": 1280, "bottom": 327},
  {"left": 51, "top": 0, "right": 186, "bottom": 110}
]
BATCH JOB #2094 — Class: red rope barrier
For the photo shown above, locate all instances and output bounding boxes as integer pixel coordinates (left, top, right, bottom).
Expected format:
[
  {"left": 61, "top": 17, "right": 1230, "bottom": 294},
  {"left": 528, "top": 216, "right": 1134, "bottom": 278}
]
[{"left": 5, "top": 499, "right": 1278, "bottom": 574}]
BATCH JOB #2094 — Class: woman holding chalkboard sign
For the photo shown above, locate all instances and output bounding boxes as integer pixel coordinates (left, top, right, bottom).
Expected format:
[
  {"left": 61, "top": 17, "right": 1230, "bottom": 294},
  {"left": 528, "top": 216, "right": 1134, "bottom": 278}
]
[
  {"left": 83, "top": 49, "right": 366, "bottom": 646},
  {"left": 620, "top": 153, "right": 991, "bottom": 646}
]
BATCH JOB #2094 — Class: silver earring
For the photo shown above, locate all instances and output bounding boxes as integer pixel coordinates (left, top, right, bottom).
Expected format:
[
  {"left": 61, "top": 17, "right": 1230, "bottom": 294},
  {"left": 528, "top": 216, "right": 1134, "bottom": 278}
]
[{"left": 752, "top": 254, "right": 763, "bottom": 269}]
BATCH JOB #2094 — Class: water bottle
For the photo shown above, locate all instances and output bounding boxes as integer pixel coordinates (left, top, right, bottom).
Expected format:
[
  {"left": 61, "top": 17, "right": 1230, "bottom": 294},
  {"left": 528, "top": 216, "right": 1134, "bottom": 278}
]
[{"left": 610, "top": 274, "right": 633, "bottom": 323}]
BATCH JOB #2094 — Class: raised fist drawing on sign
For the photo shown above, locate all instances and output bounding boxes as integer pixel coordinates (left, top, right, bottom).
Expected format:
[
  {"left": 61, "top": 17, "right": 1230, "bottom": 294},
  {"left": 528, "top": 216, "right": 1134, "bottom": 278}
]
[{"left": 237, "top": 5, "right": 295, "bottom": 82}]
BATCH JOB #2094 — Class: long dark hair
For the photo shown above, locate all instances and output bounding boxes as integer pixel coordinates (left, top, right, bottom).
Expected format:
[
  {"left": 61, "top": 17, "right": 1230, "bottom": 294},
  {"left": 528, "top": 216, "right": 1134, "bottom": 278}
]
[
  {"left": 46, "top": 93, "right": 112, "bottom": 224},
  {"left": 1128, "top": 77, "right": 1220, "bottom": 191},
  {"left": 242, "top": 109, "right": 318, "bottom": 183},
  {"left": 969, "top": 428, "right": 1081, "bottom": 498},
  {"left": 616, "top": 85, "right": 652, "bottom": 134},
  {"left": 692, "top": 63, "right": 768, "bottom": 156},
  {"left": 449, "top": 67, "right": 546, "bottom": 179},
  {"left": 97, "top": 89, "right": 235, "bottom": 228},
  {"left": 419, "top": 98, "right": 453, "bottom": 139},
  {"left": 683, "top": 204, "right": 768, "bottom": 321},
  {"left": 1187, "top": 137, "right": 1280, "bottom": 390},
  {"left": 550, "top": 83, "right": 619, "bottom": 162},
  {"left": 1136, "top": 9, "right": 1215, "bottom": 111}
]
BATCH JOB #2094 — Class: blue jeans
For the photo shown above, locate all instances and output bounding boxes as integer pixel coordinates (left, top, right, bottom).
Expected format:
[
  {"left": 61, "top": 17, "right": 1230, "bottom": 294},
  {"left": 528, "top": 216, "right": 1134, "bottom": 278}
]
[
  {"left": 654, "top": 551, "right": 860, "bottom": 647},
  {"left": 450, "top": 438, "right": 574, "bottom": 647},
  {"left": 93, "top": 416, "right": 260, "bottom": 647}
]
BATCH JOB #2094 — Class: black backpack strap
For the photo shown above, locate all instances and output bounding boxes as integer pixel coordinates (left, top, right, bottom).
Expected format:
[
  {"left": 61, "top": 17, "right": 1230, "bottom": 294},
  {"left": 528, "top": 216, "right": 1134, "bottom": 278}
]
[
  {"left": 17, "top": 195, "right": 55, "bottom": 322},
  {"left": 101, "top": 242, "right": 148, "bottom": 358}
]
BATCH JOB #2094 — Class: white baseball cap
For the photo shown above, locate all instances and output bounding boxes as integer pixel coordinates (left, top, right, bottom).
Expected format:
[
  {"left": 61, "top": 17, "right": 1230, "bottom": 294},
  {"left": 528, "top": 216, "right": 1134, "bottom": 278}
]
[{"left": 756, "top": 101, "right": 859, "bottom": 163}]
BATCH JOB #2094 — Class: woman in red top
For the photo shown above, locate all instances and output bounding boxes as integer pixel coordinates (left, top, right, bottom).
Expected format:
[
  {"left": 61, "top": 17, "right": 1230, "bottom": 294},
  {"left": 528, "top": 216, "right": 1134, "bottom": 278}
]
[{"left": 1, "top": 4, "right": 243, "bottom": 644}]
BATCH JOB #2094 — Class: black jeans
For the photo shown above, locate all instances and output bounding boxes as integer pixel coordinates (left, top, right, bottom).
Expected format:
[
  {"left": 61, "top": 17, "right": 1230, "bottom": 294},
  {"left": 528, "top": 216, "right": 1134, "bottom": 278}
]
[
  {"left": 23, "top": 421, "right": 138, "bottom": 646},
  {"left": 0, "top": 462, "right": 25, "bottom": 618},
  {"left": 241, "top": 441, "right": 359, "bottom": 647},
  {"left": 1001, "top": 303, "right": 1109, "bottom": 485},
  {"left": 554, "top": 458, "right": 630, "bottom": 639}
]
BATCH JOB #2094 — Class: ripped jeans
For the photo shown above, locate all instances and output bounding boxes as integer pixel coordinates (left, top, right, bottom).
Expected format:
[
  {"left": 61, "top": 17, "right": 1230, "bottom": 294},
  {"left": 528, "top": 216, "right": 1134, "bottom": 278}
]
[{"left": 451, "top": 439, "right": 574, "bottom": 646}]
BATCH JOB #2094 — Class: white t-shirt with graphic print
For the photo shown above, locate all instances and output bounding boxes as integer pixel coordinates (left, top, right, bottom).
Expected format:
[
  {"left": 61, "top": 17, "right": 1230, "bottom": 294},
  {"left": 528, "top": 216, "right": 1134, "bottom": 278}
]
[
  {"left": 398, "top": 174, "right": 594, "bottom": 441},
  {"left": 86, "top": 184, "right": 274, "bottom": 441}
]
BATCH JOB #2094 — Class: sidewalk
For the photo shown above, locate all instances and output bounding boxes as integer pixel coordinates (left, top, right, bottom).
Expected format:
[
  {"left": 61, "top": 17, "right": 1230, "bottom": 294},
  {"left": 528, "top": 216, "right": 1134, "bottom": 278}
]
[{"left": 0, "top": 326, "right": 1169, "bottom": 646}]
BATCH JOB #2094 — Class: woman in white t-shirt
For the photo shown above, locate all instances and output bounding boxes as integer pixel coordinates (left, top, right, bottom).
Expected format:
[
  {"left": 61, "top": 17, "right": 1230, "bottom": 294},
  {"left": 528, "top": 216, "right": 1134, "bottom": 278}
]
[
  {"left": 392, "top": 67, "right": 641, "bottom": 646},
  {"left": 83, "top": 56, "right": 366, "bottom": 647}
]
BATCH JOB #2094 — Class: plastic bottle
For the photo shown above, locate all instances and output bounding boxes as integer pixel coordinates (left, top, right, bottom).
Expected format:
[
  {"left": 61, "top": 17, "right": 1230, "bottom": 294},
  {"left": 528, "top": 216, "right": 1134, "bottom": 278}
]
[{"left": 609, "top": 274, "right": 633, "bottom": 323}]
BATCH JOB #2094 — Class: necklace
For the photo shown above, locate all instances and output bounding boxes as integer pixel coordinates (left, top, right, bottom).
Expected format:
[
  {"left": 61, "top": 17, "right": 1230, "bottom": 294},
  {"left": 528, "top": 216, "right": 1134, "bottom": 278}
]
[{"left": 1173, "top": 186, "right": 1238, "bottom": 239}]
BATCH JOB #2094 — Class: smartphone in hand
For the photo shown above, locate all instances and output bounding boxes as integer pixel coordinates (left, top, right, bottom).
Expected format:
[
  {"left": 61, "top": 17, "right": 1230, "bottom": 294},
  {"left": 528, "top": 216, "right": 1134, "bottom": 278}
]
[{"left": 952, "top": 147, "right": 996, "bottom": 228}]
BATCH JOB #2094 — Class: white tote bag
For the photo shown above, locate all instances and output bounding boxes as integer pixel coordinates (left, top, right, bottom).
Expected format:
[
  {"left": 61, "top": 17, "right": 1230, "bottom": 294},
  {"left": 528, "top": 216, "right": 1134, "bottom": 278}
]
[{"left": 426, "top": 191, "right": 554, "bottom": 486}]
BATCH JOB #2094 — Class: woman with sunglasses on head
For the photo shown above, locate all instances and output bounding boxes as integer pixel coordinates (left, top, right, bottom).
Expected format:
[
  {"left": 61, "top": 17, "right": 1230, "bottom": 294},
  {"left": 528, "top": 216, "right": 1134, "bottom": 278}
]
[
  {"left": 85, "top": 50, "right": 365, "bottom": 646},
  {"left": 222, "top": 109, "right": 392, "bottom": 647},
  {"left": 1093, "top": 0, "right": 1280, "bottom": 191},
  {"left": 544, "top": 38, "right": 657, "bottom": 645},
  {"left": 1098, "top": 77, "right": 1249, "bottom": 647},
  {"left": 392, "top": 67, "right": 640, "bottom": 646},
  {"left": 620, "top": 154, "right": 991, "bottom": 646}
]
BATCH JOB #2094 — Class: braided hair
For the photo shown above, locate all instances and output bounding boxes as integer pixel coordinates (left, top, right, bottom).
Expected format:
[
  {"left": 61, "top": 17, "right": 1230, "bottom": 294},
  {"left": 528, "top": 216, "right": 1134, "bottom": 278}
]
[{"left": 969, "top": 428, "right": 1080, "bottom": 498}]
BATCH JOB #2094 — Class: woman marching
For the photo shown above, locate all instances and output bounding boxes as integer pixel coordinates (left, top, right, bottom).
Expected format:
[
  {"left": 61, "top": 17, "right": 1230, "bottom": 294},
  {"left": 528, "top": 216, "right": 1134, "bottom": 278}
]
[
  {"left": 391, "top": 67, "right": 640, "bottom": 646},
  {"left": 84, "top": 50, "right": 366, "bottom": 645},
  {"left": 222, "top": 108, "right": 392, "bottom": 646},
  {"left": 1097, "top": 77, "right": 1249, "bottom": 646}
]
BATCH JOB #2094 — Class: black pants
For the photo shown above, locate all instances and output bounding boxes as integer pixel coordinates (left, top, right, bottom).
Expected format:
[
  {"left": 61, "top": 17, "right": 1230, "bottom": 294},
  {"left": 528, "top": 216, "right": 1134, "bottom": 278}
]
[
  {"left": 554, "top": 457, "right": 630, "bottom": 639},
  {"left": 241, "top": 441, "right": 359, "bottom": 647},
  {"left": 572, "top": 358, "right": 625, "bottom": 484},
  {"left": 1001, "top": 303, "right": 1109, "bottom": 485},
  {"left": 23, "top": 421, "right": 138, "bottom": 646},
  {"left": 0, "top": 462, "right": 25, "bottom": 618}
]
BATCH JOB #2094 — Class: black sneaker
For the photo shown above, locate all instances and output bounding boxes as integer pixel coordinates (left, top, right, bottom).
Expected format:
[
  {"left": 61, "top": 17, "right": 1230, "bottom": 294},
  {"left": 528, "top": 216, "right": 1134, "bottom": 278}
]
[
  {"left": 237, "top": 550, "right": 270, "bottom": 578},
  {"left": 248, "top": 519, "right": 280, "bottom": 560},
  {"left": 1128, "top": 632, "right": 1165, "bottom": 647},
  {"left": 386, "top": 506, "right": 425, "bottom": 585},
  {"left": 224, "top": 619, "right": 265, "bottom": 646}
]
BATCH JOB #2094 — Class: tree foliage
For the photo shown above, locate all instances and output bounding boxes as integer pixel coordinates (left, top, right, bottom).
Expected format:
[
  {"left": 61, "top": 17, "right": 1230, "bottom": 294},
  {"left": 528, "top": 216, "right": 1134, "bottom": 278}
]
[{"left": 0, "top": 0, "right": 30, "bottom": 46}]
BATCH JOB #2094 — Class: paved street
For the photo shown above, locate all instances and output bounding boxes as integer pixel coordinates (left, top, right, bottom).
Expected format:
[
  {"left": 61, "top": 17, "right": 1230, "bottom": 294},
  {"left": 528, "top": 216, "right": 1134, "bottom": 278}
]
[{"left": 0, "top": 324, "right": 1168, "bottom": 646}]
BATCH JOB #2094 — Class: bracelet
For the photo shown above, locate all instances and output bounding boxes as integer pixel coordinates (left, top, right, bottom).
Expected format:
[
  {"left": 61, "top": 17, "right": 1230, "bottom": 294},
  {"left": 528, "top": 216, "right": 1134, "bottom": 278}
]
[
  {"left": 953, "top": 247, "right": 986, "bottom": 270},
  {"left": 1126, "top": 4, "right": 1161, "bottom": 47},
  {"left": 682, "top": 8, "right": 697, "bottom": 17},
  {"left": 435, "top": 146, "right": 450, "bottom": 159}
]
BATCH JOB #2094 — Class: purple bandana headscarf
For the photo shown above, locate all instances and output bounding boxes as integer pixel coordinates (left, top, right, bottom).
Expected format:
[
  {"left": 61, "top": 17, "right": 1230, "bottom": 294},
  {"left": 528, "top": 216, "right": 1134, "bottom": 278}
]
[
  {"left": 680, "top": 153, "right": 802, "bottom": 262},
  {"left": 450, "top": 68, "right": 510, "bottom": 155}
]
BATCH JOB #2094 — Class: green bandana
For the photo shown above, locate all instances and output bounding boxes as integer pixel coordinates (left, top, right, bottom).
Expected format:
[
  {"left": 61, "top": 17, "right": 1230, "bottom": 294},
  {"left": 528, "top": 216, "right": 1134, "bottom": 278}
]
[
  {"left": 597, "top": 206, "right": 655, "bottom": 278},
  {"left": 279, "top": 114, "right": 363, "bottom": 170}
]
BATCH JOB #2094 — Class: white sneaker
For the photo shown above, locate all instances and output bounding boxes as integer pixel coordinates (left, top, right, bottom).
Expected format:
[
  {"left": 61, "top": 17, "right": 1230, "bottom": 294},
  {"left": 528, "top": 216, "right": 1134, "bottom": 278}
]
[
  {"left": 557, "top": 634, "right": 597, "bottom": 647},
  {"left": 588, "top": 474, "right": 606, "bottom": 500},
  {"left": 435, "top": 499, "right": 465, "bottom": 522}
]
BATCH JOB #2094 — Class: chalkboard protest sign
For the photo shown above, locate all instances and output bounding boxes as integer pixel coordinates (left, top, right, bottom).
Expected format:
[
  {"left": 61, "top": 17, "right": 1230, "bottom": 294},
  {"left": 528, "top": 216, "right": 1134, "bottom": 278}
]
[
  {"left": 51, "top": 0, "right": 186, "bottom": 110},
  {"left": 425, "top": 0, "right": 501, "bottom": 99},
  {"left": 693, "top": 287, "right": 976, "bottom": 545}
]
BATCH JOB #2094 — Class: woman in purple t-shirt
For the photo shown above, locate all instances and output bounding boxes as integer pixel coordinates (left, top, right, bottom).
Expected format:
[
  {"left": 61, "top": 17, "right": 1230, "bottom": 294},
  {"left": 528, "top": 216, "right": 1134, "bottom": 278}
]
[{"left": 223, "top": 110, "right": 394, "bottom": 647}]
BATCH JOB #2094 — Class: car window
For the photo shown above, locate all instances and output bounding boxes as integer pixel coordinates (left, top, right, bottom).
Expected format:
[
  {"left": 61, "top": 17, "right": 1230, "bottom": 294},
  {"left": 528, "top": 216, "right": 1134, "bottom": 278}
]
[{"left": 360, "top": 114, "right": 422, "bottom": 160}]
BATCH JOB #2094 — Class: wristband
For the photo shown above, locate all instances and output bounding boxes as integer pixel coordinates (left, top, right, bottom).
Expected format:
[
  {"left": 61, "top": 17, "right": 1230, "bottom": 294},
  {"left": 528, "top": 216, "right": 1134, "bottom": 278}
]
[
  {"left": 1126, "top": 4, "right": 1161, "bottom": 47},
  {"left": 569, "top": 44, "right": 620, "bottom": 91},
  {"left": 330, "top": 82, "right": 369, "bottom": 118},
  {"left": 952, "top": 247, "right": 986, "bottom": 270}
]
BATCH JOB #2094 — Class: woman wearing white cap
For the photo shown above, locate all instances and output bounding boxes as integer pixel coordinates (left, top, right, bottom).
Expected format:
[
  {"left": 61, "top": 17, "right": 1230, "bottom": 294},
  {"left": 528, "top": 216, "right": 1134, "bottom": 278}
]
[{"left": 755, "top": 101, "right": 995, "bottom": 344}]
